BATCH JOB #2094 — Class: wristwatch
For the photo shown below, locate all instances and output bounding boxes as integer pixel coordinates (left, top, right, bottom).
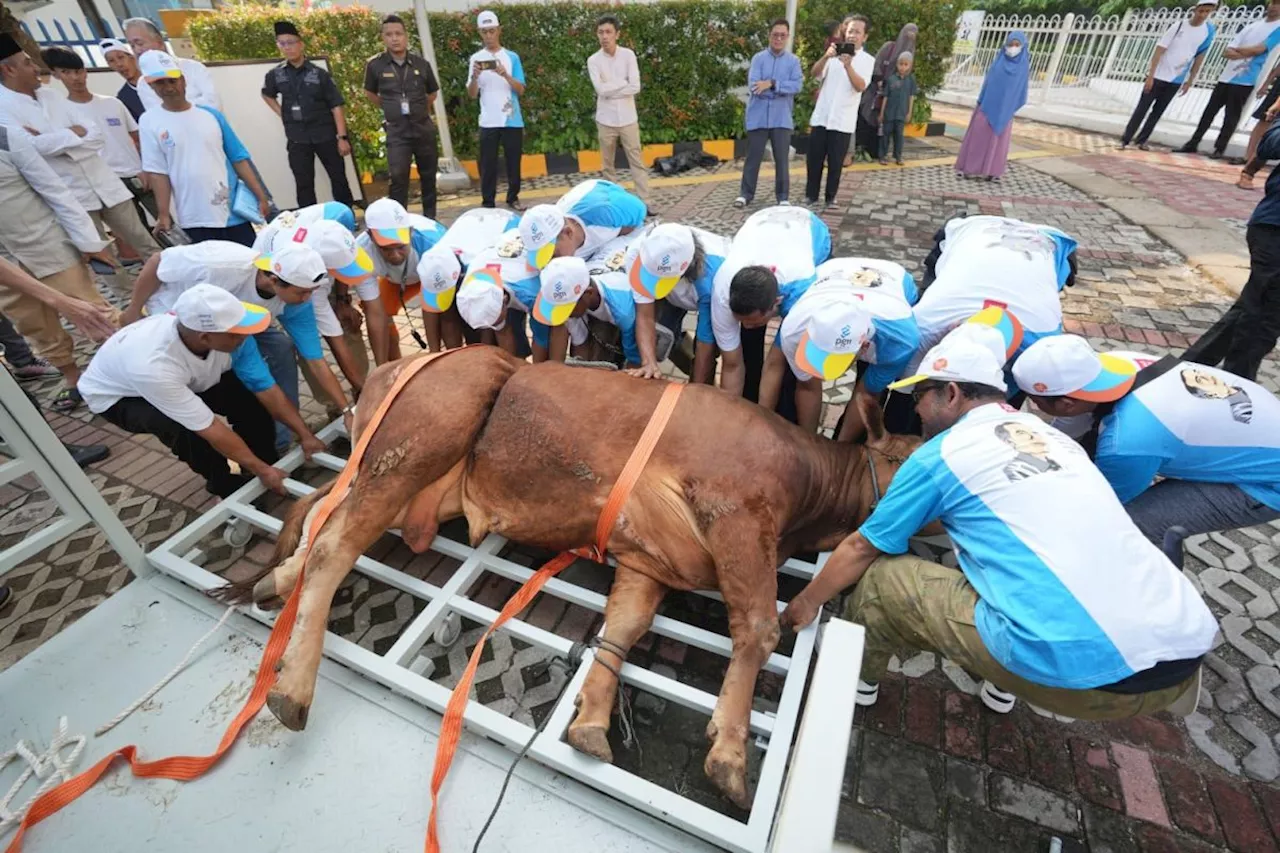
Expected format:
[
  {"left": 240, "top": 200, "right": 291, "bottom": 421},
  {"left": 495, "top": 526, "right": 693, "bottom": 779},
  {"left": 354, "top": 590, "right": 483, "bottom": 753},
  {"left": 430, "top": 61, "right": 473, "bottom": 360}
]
[{"left": 338, "top": 134, "right": 349, "bottom": 140}]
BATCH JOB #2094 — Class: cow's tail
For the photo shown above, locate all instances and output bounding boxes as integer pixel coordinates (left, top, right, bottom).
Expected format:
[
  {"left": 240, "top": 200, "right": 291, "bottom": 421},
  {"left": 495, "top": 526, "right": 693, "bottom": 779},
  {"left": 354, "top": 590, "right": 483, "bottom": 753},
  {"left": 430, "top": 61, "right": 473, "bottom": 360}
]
[{"left": 208, "top": 481, "right": 334, "bottom": 605}]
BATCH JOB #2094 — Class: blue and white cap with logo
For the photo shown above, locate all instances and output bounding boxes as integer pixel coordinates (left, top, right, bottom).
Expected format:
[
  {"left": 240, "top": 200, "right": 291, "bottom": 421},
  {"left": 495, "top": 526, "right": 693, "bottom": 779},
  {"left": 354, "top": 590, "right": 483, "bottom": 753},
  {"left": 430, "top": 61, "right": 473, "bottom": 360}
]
[
  {"left": 519, "top": 205, "right": 565, "bottom": 270},
  {"left": 629, "top": 223, "right": 694, "bottom": 301},
  {"left": 533, "top": 256, "right": 589, "bottom": 326}
]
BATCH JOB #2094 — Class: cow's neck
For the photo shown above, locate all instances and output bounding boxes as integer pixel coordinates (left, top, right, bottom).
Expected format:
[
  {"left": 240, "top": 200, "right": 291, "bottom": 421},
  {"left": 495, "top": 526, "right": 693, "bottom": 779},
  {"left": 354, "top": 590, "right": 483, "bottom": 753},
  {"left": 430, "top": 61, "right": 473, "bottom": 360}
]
[{"left": 781, "top": 437, "right": 873, "bottom": 556}]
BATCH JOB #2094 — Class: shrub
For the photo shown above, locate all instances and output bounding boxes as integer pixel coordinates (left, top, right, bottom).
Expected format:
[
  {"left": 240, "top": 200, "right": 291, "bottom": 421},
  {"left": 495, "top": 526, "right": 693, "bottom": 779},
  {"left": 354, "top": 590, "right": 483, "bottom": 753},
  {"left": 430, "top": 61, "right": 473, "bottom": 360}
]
[{"left": 189, "top": 0, "right": 952, "bottom": 172}]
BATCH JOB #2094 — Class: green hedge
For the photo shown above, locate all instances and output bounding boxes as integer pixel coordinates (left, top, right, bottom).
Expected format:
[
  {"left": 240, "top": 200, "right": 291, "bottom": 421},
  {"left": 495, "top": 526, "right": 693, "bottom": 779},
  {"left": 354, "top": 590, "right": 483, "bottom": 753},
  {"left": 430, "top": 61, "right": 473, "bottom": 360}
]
[{"left": 189, "top": 1, "right": 953, "bottom": 173}]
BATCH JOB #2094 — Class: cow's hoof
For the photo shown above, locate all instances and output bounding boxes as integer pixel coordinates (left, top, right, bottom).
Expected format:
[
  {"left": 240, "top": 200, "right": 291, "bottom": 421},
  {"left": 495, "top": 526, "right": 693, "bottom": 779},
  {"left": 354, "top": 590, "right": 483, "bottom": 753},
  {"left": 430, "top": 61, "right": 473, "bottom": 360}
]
[
  {"left": 266, "top": 689, "right": 310, "bottom": 731},
  {"left": 252, "top": 574, "right": 281, "bottom": 607},
  {"left": 567, "top": 724, "right": 613, "bottom": 763},
  {"left": 705, "top": 752, "right": 750, "bottom": 810}
]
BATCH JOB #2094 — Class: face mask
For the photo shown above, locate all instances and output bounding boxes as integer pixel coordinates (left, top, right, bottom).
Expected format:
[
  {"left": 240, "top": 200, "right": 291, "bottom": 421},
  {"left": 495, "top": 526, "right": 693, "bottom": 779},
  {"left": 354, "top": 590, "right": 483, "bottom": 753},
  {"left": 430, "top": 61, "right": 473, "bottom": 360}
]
[{"left": 1006, "top": 45, "right": 1023, "bottom": 58}]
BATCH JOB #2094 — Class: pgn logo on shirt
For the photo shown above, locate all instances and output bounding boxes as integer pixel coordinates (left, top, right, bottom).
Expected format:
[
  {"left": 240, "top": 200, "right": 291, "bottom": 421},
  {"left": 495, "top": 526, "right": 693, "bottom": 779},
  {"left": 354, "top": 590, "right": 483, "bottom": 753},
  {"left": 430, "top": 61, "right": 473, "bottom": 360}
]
[{"left": 159, "top": 130, "right": 175, "bottom": 150}]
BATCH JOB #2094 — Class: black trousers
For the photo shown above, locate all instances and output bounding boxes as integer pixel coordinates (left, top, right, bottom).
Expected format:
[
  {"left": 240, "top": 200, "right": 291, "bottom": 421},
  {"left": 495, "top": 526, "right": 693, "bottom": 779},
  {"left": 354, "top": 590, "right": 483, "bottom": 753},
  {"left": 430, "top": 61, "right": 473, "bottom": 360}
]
[
  {"left": 98, "top": 372, "right": 278, "bottom": 497},
  {"left": 386, "top": 129, "right": 438, "bottom": 218},
  {"left": 1187, "top": 82, "right": 1253, "bottom": 154},
  {"left": 1121, "top": 79, "right": 1180, "bottom": 146},
  {"left": 479, "top": 127, "right": 523, "bottom": 207},
  {"left": 288, "top": 138, "right": 355, "bottom": 209},
  {"left": 740, "top": 325, "right": 766, "bottom": 403},
  {"left": 854, "top": 113, "right": 879, "bottom": 155},
  {"left": 739, "top": 127, "right": 791, "bottom": 203},
  {"left": 186, "top": 223, "right": 257, "bottom": 248},
  {"left": 1184, "top": 223, "right": 1280, "bottom": 381},
  {"left": 805, "top": 125, "right": 852, "bottom": 204}
]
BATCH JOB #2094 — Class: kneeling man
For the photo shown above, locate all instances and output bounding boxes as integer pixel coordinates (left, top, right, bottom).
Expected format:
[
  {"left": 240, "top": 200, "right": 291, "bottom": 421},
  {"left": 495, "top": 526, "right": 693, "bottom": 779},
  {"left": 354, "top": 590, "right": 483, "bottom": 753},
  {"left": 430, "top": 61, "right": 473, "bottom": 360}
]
[
  {"left": 781, "top": 327, "right": 1217, "bottom": 719},
  {"left": 79, "top": 285, "right": 304, "bottom": 497}
]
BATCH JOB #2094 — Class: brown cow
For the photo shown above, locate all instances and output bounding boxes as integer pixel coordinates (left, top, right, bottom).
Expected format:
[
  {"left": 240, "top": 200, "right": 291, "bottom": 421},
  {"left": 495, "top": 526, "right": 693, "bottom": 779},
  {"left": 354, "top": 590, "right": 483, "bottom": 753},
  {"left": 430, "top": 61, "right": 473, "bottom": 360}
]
[{"left": 219, "top": 345, "right": 919, "bottom": 807}]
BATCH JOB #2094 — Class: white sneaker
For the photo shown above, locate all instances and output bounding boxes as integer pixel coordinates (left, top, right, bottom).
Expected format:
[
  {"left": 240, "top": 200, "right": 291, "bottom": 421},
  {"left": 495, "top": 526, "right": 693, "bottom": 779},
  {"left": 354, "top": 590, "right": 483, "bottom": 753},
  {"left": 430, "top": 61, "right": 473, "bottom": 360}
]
[
  {"left": 733, "top": 196, "right": 747, "bottom": 208},
  {"left": 778, "top": 199, "right": 791, "bottom": 206},
  {"left": 856, "top": 680, "right": 879, "bottom": 707},
  {"left": 979, "top": 680, "right": 1016, "bottom": 714}
]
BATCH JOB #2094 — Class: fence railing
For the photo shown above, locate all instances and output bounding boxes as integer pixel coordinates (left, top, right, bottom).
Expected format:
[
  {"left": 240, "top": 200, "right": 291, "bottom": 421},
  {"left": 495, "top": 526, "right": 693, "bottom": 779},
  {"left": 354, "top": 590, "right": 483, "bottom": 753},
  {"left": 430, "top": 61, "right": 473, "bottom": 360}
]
[{"left": 944, "top": 5, "right": 1277, "bottom": 134}]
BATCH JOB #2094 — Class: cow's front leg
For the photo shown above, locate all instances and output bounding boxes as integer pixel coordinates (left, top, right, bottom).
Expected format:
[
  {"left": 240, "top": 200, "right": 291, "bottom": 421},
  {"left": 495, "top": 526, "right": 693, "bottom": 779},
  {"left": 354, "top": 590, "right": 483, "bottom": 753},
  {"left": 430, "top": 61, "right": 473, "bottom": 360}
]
[
  {"left": 567, "top": 565, "right": 666, "bottom": 762},
  {"left": 704, "top": 523, "right": 780, "bottom": 809}
]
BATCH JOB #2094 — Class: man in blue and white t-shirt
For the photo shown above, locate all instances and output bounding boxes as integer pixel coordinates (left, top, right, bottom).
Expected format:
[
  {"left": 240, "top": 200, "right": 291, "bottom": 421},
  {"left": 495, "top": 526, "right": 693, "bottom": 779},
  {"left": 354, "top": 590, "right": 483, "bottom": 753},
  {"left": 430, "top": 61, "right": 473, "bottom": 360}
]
[
  {"left": 519, "top": 179, "right": 648, "bottom": 271},
  {"left": 1178, "top": 1, "right": 1280, "bottom": 158},
  {"left": 137, "top": 51, "right": 270, "bottom": 247},
  {"left": 467, "top": 10, "right": 526, "bottom": 211},
  {"left": 711, "top": 204, "right": 832, "bottom": 399},
  {"left": 1014, "top": 334, "right": 1280, "bottom": 546},
  {"left": 781, "top": 327, "right": 1217, "bottom": 720},
  {"left": 1120, "top": 0, "right": 1217, "bottom": 150}
]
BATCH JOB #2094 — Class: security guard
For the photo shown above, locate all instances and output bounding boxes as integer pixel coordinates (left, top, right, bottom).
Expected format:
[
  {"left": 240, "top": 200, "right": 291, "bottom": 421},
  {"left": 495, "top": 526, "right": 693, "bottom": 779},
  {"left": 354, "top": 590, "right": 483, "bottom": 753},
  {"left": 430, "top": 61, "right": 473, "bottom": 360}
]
[
  {"left": 262, "top": 21, "right": 355, "bottom": 209},
  {"left": 362, "top": 14, "right": 440, "bottom": 218}
]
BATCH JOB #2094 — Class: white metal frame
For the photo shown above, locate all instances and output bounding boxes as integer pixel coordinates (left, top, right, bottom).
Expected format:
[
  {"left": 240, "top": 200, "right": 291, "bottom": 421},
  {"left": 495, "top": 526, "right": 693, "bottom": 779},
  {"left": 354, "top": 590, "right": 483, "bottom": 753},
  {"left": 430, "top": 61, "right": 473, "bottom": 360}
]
[
  {"left": 0, "top": 368, "right": 146, "bottom": 577},
  {"left": 146, "top": 423, "right": 847, "bottom": 853}
]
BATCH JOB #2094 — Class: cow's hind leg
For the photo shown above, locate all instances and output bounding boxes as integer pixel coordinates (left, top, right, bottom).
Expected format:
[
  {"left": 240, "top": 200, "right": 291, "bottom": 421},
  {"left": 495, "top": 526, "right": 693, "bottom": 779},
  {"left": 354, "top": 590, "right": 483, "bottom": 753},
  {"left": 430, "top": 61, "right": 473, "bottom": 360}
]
[
  {"left": 265, "top": 488, "right": 403, "bottom": 730},
  {"left": 567, "top": 565, "right": 666, "bottom": 762},
  {"left": 704, "top": 523, "right": 780, "bottom": 809}
]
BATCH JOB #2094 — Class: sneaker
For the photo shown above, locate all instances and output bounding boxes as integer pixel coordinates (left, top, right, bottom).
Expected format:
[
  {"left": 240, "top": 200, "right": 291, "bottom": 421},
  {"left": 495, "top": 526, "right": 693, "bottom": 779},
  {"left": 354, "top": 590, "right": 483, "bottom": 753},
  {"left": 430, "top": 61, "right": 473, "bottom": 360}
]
[
  {"left": 979, "top": 680, "right": 1016, "bottom": 714},
  {"left": 803, "top": 197, "right": 819, "bottom": 207},
  {"left": 733, "top": 196, "right": 747, "bottom": 209},
  {"left": 856, "top": 679, "right": 880, "bottom": 707},
  {"left": 895, "top": 158, "right": 904, "bottom": 166},
  {"left": 778, "top": 199, "right": 791, "bottom": 206},
  {"left": 9, "top": 357, "right": 61, "bottom": 381},
  {"left": 65, "top": 442, "right": 109, "bottom": 468},
  {"left": 1173, "top": 143, "right": 1197, "bottom": 154},
  {"left": 823, "top": 201, "right": 840, "bottom": 212},
  {"left": 1227, "top": 156, "right": 1247, "bottom": 166},
  {"left": 1138, "top": 143, "right": 1151, "bottom": 152},
  {"left": 1118, "top": 141, "right": 1129, "bottom": 150},
  {"left": 506, "top": 200, "right": 526, "bottom": 212},
  {"left": 1208, "top": 150, "right": 1224, "bottom": 161},
  {"left": 878, "top": 157, "right": 889, "bottom": 165}
]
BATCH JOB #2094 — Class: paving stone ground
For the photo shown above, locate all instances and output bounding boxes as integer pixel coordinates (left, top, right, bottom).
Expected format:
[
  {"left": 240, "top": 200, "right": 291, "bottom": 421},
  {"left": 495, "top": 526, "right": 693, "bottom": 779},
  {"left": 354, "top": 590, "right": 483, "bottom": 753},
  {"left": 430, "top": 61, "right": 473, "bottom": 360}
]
[{"left": 3, "top": 112, "right": 1279, "bottom": 852}]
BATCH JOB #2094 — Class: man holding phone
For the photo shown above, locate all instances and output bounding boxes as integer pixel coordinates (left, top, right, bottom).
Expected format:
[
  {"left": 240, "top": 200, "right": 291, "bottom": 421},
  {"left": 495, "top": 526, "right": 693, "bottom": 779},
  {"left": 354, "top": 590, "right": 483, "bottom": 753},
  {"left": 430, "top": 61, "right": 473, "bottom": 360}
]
[{"left": 467, "top": 10, "right": 526, "bottom": 211}]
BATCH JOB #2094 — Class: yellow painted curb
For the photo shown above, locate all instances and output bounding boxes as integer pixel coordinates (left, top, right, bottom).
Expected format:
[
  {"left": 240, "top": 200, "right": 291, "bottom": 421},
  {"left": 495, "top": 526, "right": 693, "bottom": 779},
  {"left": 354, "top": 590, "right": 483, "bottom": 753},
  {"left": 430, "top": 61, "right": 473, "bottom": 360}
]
[
  {"left": 577, "top": 150, "right": 603, "bottom": 173},
  {"left": 702, "top": 138, "right": 735, "bottom": 160}
]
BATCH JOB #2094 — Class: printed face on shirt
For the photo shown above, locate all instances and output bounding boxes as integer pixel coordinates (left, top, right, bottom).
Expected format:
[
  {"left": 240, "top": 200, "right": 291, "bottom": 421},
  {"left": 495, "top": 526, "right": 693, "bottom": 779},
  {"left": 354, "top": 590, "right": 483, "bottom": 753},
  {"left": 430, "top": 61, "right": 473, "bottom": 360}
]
[
  {"left": 848, "top": 268, "right": 885, "bottom": 289},
  {"left": 994, "top": 421, "right": 1063, "bottom": 481},
  {"left": 1180, "top": 367, "right": 1254, "bottom": 424},
  {"left": 983, "top": 222, "right": 1055, "bottom": 261}
]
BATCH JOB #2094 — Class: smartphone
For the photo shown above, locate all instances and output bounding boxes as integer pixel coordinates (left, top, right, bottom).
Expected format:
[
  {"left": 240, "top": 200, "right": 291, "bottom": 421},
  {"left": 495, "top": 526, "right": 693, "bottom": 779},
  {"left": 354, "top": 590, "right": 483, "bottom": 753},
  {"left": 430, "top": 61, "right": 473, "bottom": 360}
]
[
  {"left": 476, "top": 59, "right": 498, "bottom": 71},
  {"left": 837, "top": 43, "right": 858, "bottom": 56}
]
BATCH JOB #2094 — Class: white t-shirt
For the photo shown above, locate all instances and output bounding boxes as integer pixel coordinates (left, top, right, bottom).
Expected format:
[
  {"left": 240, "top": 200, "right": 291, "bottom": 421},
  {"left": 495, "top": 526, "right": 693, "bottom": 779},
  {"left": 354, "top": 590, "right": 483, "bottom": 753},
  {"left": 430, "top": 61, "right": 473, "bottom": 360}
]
[
  {"left": 816, "top": 257, "right": 918, "bottom": 306},
  {"left": 711, "top": 206, "right": 824, "bottom": 352},
  {"left": 809, "top": 49, "right": 875, "bottom": 133},
  {"left": 467, "top": 48, "right": 525, "bottom": 128},
  {"left": 1219, "top": 19, "right": 1280, "bottom": 85},
  {"left": 64, "top": 94, "right": 140, "bottom": 178},
  {"left": 439, "top": 207, "right": 518, "bottom": 266},
  {"left": 914, "top": 216, "right": 1064, "bottom": 360},
  {"left": 148, "top": 242, "right": 279, "bottom": 317},
  {"left": 628, "top": 227, "right": 732, "bottom": 311},
  {"left": 1154, "top": 18, "right": 1213, "bottom": 84},
  {"left": 139, "top": 104, "right": 249, "bottom": 229},
  {"left": 79, "top": 314, "right": 231, "bottom": 432}
]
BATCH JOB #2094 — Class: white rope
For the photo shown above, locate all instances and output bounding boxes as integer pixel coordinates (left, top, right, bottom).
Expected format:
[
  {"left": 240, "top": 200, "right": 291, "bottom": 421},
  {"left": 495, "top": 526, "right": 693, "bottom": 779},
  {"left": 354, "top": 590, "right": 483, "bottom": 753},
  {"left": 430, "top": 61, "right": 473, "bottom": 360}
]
[
  {"left": 94, "top": 604, "right": 237, "bottom": 738},
  {"left": 0, "top": 717, "right": 86, "bottom": 832}
]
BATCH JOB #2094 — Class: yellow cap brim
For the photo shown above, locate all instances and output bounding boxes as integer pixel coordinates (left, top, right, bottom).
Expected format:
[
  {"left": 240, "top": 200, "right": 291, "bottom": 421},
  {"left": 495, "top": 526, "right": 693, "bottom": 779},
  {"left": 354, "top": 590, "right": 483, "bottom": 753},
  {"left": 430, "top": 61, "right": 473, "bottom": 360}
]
[{"left": 887, "top": 373, "right": 930, "bottom": 391}]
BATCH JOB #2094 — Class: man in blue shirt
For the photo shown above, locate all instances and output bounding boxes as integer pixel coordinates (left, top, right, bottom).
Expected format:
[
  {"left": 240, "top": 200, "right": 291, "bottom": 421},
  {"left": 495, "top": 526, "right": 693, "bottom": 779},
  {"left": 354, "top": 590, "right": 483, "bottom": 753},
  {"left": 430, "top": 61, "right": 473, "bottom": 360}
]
[
  {"left": 1014, "top": 334, "right": 1280, "bottom": 547},
  {"left": 781, "top": 328, "right": 1217, "bottom": 720},
  {"left": 735, "top": 19, "right": 802, "bottom": 209},
  {"left": 1184, "top": 123, "right": 1280, "bottom": 379}
]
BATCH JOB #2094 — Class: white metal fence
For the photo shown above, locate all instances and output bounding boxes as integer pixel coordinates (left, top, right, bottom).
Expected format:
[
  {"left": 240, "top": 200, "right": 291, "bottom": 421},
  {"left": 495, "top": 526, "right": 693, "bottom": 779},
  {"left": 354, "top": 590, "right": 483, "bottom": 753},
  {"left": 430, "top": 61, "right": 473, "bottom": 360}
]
[{"left": 945, "top": 5, "right": 1278, "bottom": 137}]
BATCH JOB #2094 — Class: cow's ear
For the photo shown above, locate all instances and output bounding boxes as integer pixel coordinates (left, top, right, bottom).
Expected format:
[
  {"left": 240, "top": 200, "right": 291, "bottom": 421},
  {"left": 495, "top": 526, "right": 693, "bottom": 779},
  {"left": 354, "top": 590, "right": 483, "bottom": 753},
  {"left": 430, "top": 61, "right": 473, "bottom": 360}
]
[{"left": 857, "top": 390, "right": 886, "bottom": 444}]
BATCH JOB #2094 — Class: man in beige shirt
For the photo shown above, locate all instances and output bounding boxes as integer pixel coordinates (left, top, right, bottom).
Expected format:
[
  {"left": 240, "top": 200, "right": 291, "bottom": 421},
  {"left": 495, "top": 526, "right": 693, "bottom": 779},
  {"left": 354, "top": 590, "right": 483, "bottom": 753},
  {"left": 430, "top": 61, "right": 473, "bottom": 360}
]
[{"left": 587, "top": 15, "right": 648, "bottom": 203}]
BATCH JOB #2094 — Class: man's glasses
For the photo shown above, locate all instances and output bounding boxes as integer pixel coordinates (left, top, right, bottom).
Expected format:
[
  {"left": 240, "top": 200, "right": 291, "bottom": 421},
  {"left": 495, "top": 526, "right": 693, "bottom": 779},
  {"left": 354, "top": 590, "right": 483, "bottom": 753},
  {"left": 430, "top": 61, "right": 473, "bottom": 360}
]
[{"left": 911, "top": 381, "right": 943, "bottom": 405}]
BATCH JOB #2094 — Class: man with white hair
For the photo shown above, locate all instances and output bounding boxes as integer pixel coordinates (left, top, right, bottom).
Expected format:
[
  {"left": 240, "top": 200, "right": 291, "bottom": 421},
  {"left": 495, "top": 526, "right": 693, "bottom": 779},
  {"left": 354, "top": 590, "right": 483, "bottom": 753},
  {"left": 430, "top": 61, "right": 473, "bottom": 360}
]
[
  {"left": 122, "top": 16, "right": 221, "bottom": 112},
  {"left": 781, "top": 324, "right": 1218, "bottom": 721}
]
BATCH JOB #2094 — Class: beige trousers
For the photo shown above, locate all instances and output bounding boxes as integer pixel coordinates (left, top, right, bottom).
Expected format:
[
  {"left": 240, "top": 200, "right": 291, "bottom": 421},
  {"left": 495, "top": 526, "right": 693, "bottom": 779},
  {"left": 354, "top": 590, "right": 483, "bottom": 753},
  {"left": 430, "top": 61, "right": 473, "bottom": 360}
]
[
  {"left": 848, "top": 554, "right": 1199, "bottom": 720},
  {"left": 0, "top": 263, "right": 114, "bottom": 369},
  {"left": 598, "top": 121, "right": 649, "bottom": 202}
]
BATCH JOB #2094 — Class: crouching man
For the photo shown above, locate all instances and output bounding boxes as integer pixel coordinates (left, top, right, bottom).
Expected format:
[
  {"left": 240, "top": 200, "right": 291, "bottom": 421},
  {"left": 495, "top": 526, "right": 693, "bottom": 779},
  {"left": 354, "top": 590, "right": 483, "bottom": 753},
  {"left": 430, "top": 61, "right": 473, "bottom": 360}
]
[
  {"left": 79, "top": 284, "right": 305, "bottom": 497},
  {"left": 781, "top": 326, "right": 1217, "bottom": 720}
]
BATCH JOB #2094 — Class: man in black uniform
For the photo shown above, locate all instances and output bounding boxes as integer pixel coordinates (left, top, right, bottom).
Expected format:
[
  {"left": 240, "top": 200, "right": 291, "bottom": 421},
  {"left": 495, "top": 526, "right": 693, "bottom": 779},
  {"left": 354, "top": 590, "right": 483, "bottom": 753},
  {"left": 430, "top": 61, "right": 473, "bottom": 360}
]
[
  {"left": 261, "top": 20, "right": 355, "bottom": 209},
  {"left": 362, "top": 14, "right": 440, "bottom": 218}
]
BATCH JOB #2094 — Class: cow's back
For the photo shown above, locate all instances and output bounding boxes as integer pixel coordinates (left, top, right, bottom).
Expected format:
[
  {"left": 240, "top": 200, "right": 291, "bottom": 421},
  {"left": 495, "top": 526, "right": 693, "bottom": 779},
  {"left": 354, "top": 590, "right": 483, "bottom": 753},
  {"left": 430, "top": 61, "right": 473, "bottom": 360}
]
[{"left": 462, "top": 364, "right": 814, "bottom": 587}]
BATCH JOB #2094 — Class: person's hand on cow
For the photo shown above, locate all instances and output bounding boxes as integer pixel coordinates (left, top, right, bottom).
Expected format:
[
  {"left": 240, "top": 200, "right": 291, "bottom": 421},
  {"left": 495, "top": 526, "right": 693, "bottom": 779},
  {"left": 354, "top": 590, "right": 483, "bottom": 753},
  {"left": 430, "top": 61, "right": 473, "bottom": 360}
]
[
  {"left": 780, "top": 593, "right": 821, "bottom": 633},
  {"left": 626, "top": 361, "right": 663, "bottom": 380}
]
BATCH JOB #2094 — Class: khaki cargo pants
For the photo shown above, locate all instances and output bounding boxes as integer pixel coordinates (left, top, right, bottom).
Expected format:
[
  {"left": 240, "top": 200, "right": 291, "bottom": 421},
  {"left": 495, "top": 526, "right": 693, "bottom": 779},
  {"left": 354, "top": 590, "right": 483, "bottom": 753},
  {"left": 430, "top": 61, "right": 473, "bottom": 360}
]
[
  {"left": 847, "top": 554, "right": 1199, "bottom": 720},
  {"left": 0, "top": 262, "right": 115, "bottom": 371}
]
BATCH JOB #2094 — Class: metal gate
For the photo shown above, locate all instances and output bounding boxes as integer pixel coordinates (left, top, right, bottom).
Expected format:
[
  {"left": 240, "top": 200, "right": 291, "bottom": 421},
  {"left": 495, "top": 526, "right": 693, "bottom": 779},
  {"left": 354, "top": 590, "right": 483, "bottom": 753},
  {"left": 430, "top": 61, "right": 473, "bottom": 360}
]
[{"left": 146, "top": 420, "right": 855, "bottom": 853}]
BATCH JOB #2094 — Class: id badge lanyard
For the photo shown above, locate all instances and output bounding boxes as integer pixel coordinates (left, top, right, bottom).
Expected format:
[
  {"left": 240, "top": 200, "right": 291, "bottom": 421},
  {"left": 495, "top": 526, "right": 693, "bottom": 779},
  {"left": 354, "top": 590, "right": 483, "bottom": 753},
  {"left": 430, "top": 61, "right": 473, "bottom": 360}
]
[{"left": 394, "top": 60, "right": 413, "bottom": 116}]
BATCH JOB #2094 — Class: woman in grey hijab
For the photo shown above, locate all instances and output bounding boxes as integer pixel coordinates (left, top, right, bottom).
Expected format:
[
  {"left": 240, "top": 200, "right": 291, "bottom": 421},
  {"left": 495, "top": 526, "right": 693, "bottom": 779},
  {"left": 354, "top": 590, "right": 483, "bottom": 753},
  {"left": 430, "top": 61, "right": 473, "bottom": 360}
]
[{"left": 855, "top": 23, "right": 918, "bottom": 161}]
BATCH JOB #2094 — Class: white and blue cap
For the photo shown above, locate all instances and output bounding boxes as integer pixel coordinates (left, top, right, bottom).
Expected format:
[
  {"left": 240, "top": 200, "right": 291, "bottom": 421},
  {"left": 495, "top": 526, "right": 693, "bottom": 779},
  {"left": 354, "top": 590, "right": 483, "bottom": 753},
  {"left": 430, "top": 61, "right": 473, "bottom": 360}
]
[
  {"left": 629, "top": 223, "right": 695, "bottom": 300},
  {"left": 519, "top": 205, "right": 564, "bottom": 270},
  {"left": 533, "top": 256, "right": 589, "bottom": 326}
]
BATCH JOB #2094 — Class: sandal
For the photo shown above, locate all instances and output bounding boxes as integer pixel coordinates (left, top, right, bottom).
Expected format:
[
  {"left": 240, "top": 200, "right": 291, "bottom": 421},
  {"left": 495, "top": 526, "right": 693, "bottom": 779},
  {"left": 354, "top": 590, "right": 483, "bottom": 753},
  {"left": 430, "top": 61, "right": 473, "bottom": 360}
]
[
  {"left": 50, "top": 387, "right": 83, "bottom": 413},
  {"left": 1237, "top": 172, "right": 1256, "bottom": 190}
]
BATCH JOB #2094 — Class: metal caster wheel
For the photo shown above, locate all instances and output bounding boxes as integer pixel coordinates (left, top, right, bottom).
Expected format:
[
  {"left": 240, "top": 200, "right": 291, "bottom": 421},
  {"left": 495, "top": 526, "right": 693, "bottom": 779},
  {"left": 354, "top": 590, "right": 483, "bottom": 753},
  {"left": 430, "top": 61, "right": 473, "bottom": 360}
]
[
  {"left": 223, "top": 518, "right": 252, "bottom": 548},
  {"left": 433, "top": 612, "right": 462, "bottom": 648}
]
